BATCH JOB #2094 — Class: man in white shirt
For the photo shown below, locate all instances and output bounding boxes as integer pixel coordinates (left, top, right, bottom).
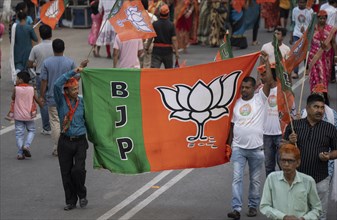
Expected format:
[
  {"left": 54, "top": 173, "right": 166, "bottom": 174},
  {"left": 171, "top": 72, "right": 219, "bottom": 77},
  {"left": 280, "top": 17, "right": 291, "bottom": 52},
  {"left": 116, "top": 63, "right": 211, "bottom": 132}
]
[
  {"left": 260, "top": 27, "right": 290, "bottom": 64},
  {"left": 27, "top": 24, "right": 54, "bottom": 135},
  {"left": 227, "top": 52, "right": 274, "bottom": 219}
]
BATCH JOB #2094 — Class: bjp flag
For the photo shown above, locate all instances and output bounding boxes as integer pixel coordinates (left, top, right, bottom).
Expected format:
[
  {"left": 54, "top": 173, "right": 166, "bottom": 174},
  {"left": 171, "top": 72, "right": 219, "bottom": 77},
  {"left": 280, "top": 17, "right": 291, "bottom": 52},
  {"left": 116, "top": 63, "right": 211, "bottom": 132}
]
[
  {"left": 81, "top": 52, "right": 260, "bottom": 174},
  {"left": 109, "top": 0, "right": 156, "bottom": 41},
  {"left": 40, "top": 0, "right": 65, "bottom": 29},
  {"left": 31, "top": 0, "right": 38, "bottom": 6}
]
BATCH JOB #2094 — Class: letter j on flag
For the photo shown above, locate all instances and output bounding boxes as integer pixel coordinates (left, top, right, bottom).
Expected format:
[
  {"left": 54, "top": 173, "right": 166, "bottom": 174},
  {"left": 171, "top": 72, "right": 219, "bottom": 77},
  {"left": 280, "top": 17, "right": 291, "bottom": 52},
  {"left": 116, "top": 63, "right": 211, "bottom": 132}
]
[{"left": 81, "top": 52, "right": 260, "bottom": 174}]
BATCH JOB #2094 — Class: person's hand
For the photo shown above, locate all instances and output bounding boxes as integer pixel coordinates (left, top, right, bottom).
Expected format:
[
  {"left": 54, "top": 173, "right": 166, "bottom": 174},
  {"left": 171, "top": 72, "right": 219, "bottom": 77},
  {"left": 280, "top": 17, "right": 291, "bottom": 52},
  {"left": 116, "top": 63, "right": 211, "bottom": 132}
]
[
  {"left": 38, "top": 97, "right": 45, "bottom": 105},
  {"left": 260, "top": 51, "right": 269, "bottom": 63},
  {"left": 289, "top": 132, "right": 297, "bottom": 144},
  {"left": 80, "top": 59, "right": 89, "bottom": 68},
  {"left": 175, "top": 52, "right": 180, "bottom": 59},
  {"left": 319, "top": 152, "right": 330, "bottom": 161}
]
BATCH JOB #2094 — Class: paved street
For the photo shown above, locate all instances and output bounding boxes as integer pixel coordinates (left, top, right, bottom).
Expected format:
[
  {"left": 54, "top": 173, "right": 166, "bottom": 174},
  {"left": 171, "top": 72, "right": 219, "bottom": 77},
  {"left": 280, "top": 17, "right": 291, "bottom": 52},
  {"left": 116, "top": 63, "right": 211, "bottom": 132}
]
[{"left": 1, "top": 26, "right": 336, "bottom": 220}]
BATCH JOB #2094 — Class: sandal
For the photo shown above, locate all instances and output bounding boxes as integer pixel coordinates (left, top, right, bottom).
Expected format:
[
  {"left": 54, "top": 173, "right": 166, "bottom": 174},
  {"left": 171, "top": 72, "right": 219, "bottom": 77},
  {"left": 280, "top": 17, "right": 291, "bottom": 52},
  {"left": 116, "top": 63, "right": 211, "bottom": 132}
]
[{"left": 252, "top": 41, "right": 260, "bottom": 46}]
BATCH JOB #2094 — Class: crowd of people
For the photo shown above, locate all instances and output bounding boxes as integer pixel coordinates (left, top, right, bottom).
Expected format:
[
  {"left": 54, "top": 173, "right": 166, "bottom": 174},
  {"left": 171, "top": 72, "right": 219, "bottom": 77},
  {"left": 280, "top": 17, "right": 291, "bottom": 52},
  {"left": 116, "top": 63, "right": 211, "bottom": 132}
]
[{"left": 2, "top": 0, "right": 337, "bottom": 218}]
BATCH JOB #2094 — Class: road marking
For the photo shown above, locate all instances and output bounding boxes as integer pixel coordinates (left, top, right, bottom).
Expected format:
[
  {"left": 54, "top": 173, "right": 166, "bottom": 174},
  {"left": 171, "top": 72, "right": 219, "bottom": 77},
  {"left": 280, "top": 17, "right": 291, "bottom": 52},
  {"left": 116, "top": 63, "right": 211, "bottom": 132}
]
[
  {"left": 97, "top": 170, "right": 173, "bottom": 220},
  {"left": 0, "top": 114, "right": 41, "bottom": 135},
  {"left": 118, "top": 169, "right": 193, "bottom": 220}
]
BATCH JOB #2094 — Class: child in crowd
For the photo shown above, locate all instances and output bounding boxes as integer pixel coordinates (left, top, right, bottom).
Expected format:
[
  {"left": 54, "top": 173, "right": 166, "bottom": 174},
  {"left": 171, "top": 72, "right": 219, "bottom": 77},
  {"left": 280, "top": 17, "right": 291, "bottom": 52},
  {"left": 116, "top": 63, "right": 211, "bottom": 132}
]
[
  {"left": 88, "top": 0, "right": 102, "bottom": 57},
  {"left": 11, "top": 71, "right": 42, "bottom": 160}
]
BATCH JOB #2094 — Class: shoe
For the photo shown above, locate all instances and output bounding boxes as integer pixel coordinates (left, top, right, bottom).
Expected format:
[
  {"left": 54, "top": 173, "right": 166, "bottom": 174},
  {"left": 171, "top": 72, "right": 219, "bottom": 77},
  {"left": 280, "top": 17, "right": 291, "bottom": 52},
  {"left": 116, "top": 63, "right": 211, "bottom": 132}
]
[
  {"left": 52, "top": 150, "right": 58, "bottom": 157},
  {"left": 64, "top": 204, "right": 76, "bottom": 211},
  {"left": 246, "top": 207, "right": 257, "bottom": 217},
  {"left": 227, "top": 210, "right": 240, "bottom": 219},
  {"left": 79, "top": 198, "right": 88, "bottom": 208},
  {"left": 17, "top": 155, "right": 25, "bottom": 160},
  {"left": 41, "top": 129, "right": 52, "bottom": 135},
  {"left": 22, "top": 147, "right": 31, "bottom": 157}
]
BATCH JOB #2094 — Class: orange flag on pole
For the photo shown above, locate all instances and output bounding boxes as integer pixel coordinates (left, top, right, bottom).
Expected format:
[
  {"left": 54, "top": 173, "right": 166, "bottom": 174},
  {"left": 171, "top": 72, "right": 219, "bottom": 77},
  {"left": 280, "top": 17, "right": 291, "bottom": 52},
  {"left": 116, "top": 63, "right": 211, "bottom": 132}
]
[
  {"left": 40, "top": 0, "right": 65, "bottom": 29},
  {"left": 109, "top": 0, "right": 156, "bottom": 41}
]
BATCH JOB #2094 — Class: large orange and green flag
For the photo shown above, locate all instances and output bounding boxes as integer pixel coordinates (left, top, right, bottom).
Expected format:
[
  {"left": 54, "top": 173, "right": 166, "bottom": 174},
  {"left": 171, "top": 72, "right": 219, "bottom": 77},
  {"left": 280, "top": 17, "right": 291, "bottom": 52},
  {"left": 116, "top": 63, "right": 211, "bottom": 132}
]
[
  {"left": 284, "top": 13, "right": 317, "bottom": 74},
  {"left": 109, "top": 0, "right": 156, "bottom": 41},
  {"left": 273, "top": 34, "right": 295, "bottom": 133},
  {"left": 31, "top": 0, "right": 38, "bottom": 6},
  {"left": 81, "top": 52, "right": 260, "bottom": 174},
  {"left": 40, "top": 0, "right": 65, "bottom": 29},
  {"left": 215, "top": 31, "right": 233, "bottom": 61}
]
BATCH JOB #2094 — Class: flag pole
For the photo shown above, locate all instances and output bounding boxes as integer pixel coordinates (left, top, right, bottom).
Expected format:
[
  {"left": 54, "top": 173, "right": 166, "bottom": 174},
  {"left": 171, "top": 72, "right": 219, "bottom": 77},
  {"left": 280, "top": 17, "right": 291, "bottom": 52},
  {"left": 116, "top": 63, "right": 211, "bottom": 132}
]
[
  {"left": 87, "top": 0, "right": 120, "bottom": 59},
  {"left": 297, "top": 51, "right": 310, "bottom": 117},
  {"left": 282, "top": 90, "right": 297, "bottom": 147}
]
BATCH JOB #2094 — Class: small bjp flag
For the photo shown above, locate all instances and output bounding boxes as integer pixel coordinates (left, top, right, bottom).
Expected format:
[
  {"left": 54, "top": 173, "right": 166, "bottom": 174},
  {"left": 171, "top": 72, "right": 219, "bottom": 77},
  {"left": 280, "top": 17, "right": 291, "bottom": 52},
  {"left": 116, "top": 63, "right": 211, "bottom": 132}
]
[
  {"left": 109, "top": 0, "right": 156, "bottom": 41},
  {"left": 40, "top": 0, "right": 65, "bottom": 29}
]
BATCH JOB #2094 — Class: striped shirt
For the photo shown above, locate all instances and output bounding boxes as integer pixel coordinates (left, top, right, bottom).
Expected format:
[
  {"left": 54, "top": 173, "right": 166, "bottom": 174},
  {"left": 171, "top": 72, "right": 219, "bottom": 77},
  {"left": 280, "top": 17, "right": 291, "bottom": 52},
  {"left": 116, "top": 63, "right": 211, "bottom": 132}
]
[{"left": 284, "top": 118, "right": 337, "bottom": 183}]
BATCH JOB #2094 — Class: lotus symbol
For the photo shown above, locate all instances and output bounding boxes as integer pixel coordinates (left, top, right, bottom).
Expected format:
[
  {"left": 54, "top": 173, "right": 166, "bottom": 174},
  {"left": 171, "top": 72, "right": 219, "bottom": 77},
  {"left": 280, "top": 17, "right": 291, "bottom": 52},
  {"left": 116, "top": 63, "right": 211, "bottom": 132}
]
[
  {"left": 157, "top": 71, "right": 242, "bottom": 142},
  {"left": 124, "top": 6, "right": 152, "bottom": 32}
]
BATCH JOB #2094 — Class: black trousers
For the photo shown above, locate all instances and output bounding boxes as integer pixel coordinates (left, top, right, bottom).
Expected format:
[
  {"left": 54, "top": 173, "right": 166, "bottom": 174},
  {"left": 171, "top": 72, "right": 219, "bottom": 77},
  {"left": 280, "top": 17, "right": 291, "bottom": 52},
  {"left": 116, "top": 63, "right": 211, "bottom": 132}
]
[{"left": 58, "top": 134, "right": 88, "bottom": 205}]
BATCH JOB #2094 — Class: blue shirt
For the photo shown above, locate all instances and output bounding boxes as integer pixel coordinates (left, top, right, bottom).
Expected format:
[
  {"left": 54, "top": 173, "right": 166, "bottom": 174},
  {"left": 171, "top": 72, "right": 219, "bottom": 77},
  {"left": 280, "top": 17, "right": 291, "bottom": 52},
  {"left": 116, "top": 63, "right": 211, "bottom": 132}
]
[
  {"left": 41, "top": 56, "right": 76, "bottom": 106},
  {"left": 54, "top": 70, "right": 86, "bottom": 136}
]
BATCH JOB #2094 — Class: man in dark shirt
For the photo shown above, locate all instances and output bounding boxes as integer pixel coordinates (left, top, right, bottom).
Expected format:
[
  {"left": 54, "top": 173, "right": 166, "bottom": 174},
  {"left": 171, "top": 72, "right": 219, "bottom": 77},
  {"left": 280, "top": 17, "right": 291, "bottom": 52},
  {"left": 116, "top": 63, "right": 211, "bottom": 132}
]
[
  {"left": 146, "top": 4, "right": 179, "bottom": 69},
  {"left": 284, "top": 94, "right": 337, "bottom": 220}
]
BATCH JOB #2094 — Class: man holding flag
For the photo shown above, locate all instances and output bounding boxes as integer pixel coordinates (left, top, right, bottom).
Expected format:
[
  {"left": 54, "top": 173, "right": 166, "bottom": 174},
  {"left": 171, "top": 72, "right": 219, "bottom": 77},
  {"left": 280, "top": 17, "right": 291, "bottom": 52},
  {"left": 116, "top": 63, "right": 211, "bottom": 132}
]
[{"left": 227, "top": 51, "right": 274, "bottom": 219}]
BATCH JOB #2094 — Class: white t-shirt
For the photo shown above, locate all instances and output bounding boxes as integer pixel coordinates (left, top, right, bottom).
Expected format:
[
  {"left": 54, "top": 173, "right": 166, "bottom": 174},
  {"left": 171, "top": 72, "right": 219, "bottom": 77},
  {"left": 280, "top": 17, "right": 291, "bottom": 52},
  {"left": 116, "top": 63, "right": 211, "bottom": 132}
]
[
  {"left": 232, "top": 89, "right": 268, "bottom": 149},
  {"left": 292, "top": 7, "right": 313, "bottom": 38},
  {"left": 28, "top": 40, "right": 54, "bottom": 74},
  {"left": 261, "top": 42, "right": 290, "bottom": 63},
  {"left": 113, "top": 34, "right": 143, "bottom": 68},
  {"left": 263, "top": 87, "right": 282, "bottom": 135},
  {"left": 320, "top": 3, "right": 337, "bottom": 27}
]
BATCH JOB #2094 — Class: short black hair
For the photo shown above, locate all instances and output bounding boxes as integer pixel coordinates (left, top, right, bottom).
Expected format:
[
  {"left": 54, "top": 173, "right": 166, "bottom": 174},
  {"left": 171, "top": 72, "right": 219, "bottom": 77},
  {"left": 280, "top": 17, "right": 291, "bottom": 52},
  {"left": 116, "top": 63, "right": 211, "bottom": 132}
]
[
  {"left": 141, "top": 0, "right": 149, "bottom": 10},
  {"left": 52, "top": 39, "right": 65, "bottom": 53},
  {"left": 275, "top": 27, "right": 287, "bottom": 37},
  {"left": 39, "top": 25, "right": 52, "bottom": 40},
  {"left": 17, "top": 71, "right": 31, "bottom": 83},
  {"left": 242, "top": 76, "right": 256, "bottom": 87},
  {"left": 15, "top": 2, "right": 27, "bottom": 13},
  {"left": 306, "top": 93, "right": 325, "bottom": 106}
]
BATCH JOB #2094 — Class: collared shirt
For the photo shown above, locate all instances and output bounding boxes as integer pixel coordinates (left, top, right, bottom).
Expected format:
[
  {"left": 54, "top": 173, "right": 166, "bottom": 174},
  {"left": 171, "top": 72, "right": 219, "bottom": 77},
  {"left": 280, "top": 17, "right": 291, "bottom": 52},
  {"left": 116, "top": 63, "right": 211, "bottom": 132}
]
[
  {"left": 260, "top": 171, "right": 322, "bottom": 220},
  {"left": 54, "top": 70, "right": 86, "bottom": 136},
  {"left": 284, "top": 118, "right": 337, "bottom": 183},
  {"left": 41, "top": 56, "right": 76, "bottom": 106}
]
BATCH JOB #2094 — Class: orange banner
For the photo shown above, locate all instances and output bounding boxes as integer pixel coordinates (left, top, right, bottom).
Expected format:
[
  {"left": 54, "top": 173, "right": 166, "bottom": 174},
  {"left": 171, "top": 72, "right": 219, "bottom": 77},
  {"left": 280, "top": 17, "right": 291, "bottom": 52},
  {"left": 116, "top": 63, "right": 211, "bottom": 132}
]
[{"left": 40, "top": 0, "right": 65, "bottom": 29}]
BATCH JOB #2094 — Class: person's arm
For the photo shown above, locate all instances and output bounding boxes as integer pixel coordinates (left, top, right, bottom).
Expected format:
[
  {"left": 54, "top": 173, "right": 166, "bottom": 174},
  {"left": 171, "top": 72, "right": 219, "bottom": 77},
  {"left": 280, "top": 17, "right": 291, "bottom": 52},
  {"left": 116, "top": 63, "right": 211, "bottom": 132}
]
[
  {"left": 54, "top": 60, "right": 89, "bottom": 104},
  {"left": 11, "top": 87, "right": 16, "bottom": 101},
  {"left": 226, "top": 123, "right": 234, "bottom": 146},
  {"left": 30, "top": 26, "right": 38, "bottom": 42},
  {"left": 260, "top": 176, "right": 287, "bottom": 220},
  {"left": 172, "top": 36, "right": 179, "bottom": 59},
  {"left": 144, "top": 37, "right": 153, "bottom": 54},
  {"left": 113, "top": 48, "right": 119, "bottom": 68},
  {"left": 332, "top": 35, "right": 337, "bottom": 64},
  {"left": 28, "top": 48, "right": 35, "bottom": 68},
  {"left": 301, "top": 178, "right": 322, "bottom": 220},
  {"left": 260, "top": 51, "right": 273, "bottom": 97},
  {"left": 33, "top": 92, "right": 43, "bottom": 108}
]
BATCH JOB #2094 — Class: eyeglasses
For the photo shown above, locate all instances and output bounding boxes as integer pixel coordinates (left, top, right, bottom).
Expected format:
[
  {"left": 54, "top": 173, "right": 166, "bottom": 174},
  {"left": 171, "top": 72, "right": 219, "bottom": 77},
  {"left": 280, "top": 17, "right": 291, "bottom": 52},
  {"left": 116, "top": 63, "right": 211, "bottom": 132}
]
[{"left": 280, "top": 159, "right": 296, "bottom": 164}]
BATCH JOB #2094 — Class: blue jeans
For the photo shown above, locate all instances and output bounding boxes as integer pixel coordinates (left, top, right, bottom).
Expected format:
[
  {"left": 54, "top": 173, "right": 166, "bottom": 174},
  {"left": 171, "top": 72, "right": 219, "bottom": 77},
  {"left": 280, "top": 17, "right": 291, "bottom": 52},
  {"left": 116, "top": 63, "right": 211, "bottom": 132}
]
[
  {"left": 231, "top": 146, "right": 265, "bottom": 211},
  {"left": 263, "top": 134, "right": 282, "bottom": 176},
  {"left": 36, "top": 75, "right": 51, "bottom": 131},
  {"left": 292, "top": 36, "right": 300, "bottom": 74},
  {"left": 15, "top": 120, "right": 36, "bottom": 155}
]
